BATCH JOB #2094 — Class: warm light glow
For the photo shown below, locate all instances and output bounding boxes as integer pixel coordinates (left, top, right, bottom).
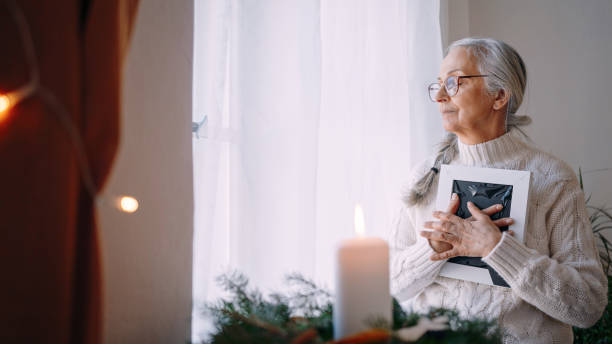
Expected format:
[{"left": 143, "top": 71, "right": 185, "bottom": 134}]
[
  {"left": 0, "top": 83, "right": 37, "bottom": 120},
  {"left": 119, "top": 196, "right": 139, "bottom": 213},
  {"left": 0, "top": 94, "right": 10, "bottom": 114},
  {"left": 354, "top": 204, "right": 365, "bottom": 237}
]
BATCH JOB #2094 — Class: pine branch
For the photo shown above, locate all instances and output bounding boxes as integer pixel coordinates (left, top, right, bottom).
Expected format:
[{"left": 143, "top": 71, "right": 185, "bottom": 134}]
[{"left": 203, "top": 271, "right": 503, "bottom": 344}]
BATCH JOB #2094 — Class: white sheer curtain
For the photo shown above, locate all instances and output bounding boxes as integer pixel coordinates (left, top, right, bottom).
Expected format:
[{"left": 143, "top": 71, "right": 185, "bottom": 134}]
[{"left": 192, "top": 0, "right": 444, "bottom": 340}]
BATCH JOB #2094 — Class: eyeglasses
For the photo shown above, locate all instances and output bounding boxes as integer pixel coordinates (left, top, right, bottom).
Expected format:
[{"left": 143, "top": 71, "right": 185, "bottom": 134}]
[{"left": 428, "top": 75, "right": 489, "bottom": 102}]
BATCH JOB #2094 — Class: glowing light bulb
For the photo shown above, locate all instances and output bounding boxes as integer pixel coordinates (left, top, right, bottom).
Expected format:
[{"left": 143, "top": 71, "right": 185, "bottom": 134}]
[
  {"left": 0, "top": 83, "right": 37, "bottom": 121},
  {"left": 354, "top": 204, "right": 365, "bottom": 237},
  {"left": 119, "top": 196, "right": 139, "bottom": 213},
  {"left": 0, "top": 94, "right": 10, "bottom": 115}
]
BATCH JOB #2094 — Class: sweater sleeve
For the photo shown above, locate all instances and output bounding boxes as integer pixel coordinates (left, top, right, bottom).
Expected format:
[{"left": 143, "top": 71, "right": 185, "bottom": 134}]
[
  {"left": 390, "top": 203, "right": 446, "bottom": 302},
  {"left": 482, "top": 177, "right": 608, "bottom": 328}
]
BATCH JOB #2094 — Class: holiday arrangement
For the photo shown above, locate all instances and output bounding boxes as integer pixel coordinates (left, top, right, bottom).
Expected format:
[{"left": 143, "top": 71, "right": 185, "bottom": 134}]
[{"left": 202, "top": 271, "right": 501, "bottom": 344}]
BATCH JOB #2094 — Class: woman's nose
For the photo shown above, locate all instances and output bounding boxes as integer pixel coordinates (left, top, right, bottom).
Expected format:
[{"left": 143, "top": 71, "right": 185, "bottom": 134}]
[{"left": 435, "top": 87, "right": 449, "bottom": 103}]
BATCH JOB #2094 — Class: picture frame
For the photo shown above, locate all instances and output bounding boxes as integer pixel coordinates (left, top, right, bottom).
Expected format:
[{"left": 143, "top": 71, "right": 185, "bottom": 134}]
[{"left": 434, "top": 164, "right": 531, "bottom": 287}]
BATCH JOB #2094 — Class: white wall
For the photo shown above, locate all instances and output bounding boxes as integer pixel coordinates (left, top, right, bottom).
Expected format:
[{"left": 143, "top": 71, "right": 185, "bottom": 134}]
[
  {"left": 443, "top": 0, "right": 612, "bottom": 208},
  {"left": 98, "top": 1, "right": 194, "bottom": 343}
]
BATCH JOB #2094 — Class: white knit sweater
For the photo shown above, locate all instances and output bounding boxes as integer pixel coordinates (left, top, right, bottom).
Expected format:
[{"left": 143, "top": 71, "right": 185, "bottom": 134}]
[{"left": 390, "top": 128, "right": 608, "bottom": 343}]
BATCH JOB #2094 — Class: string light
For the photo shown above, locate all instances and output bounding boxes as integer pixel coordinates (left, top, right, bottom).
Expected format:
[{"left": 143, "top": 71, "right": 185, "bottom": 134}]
[
  {"left": 0, "top": 82, "right": 37, "bottom": 121},
  {"left": 4, "top": 0, "right": 139, "bottom": 213},
  {"left": 118, "top": 196, "right": 139, "bottom": 213},
  {"left": 0, "top": 95, "right": 10, "bottom": 114}
]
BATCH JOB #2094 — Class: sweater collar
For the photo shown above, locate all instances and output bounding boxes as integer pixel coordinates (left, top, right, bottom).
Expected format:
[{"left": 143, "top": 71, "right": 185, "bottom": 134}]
[{"left": 456, "top": 128, "right": 527, "bottom": 166}]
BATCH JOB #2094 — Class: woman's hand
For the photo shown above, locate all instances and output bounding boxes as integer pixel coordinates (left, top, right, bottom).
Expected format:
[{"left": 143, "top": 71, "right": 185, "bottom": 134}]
[
  {"left": 421, "top": 199, "right": 514, "bottom": 260},
  {"left": 427, "top": 194, "right": 458, "bottom": 253},
  {"left": 427, "top": 193, "right": 512, "bottom": 253}
]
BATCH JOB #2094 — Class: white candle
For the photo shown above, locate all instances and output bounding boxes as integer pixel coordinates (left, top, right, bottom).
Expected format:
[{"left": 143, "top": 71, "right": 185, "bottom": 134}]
[{"left": 333, "top": 204, "right": 391, "bottom": 339}]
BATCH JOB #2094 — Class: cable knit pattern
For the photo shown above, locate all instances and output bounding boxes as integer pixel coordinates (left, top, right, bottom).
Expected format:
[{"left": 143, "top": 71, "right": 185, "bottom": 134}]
[{"left": 390, "top": 128, "right": 608, "bottom": 343}]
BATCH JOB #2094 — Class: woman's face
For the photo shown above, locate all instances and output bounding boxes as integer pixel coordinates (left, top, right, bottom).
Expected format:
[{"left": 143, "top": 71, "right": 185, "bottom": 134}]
[{"left": 436, "top": 47, "right": 501, "bottom": 142}]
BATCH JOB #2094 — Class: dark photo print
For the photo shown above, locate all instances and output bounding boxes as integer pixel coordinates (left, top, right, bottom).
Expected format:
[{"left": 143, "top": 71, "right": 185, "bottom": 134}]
[{"left": 448, "top": 180, "right": 513, "bottom": 287}]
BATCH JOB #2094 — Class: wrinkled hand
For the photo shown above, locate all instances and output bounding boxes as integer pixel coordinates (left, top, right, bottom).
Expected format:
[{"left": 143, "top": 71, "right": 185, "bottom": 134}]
[
  {"left": 427, "top": 193, "right": 513, "bottom": 253},
  {"left": 427, "top": 194, "right": 458, "bottom": 253},
  {"left": 422, "top": 196, "right": 514, "bottom": 260}
]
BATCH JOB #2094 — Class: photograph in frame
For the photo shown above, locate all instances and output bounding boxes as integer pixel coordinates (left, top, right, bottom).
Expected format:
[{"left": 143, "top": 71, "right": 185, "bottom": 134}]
[{"left": 434, "top": 164, "right": 531, "bottom": 287}]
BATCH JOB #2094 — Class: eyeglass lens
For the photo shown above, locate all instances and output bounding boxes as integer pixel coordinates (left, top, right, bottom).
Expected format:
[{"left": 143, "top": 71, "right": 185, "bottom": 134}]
[{"left": 428, "top": 76, "right": 459, "bottom": 101}]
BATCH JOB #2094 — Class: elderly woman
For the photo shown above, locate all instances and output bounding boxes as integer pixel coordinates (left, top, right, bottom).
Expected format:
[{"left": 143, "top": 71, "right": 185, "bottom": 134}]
[{"left": 390, "top": 37, "right": 607, "bottom": 343}]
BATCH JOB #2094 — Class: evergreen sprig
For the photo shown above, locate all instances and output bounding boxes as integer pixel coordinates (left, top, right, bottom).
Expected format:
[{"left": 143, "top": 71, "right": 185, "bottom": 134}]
[{"left": 202, "top": 271, "right": 501, "bottom": 344}]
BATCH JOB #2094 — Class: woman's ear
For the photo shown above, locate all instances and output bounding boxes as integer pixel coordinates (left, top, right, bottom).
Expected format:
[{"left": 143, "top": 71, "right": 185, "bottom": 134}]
[{"left": 493, "top": 89, "right": 510, "bottom": 111}]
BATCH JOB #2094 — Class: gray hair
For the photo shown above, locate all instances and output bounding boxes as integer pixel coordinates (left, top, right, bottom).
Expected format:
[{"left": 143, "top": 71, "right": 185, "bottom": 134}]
[{"left": 404, "top": 37, "right": 532, "bottom": 207}]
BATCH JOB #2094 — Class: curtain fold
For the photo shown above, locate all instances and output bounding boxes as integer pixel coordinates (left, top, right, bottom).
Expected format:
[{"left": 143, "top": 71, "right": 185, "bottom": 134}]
[
  {"left": 0, "top": 1, "right": 139, "bottom": 342},
  {"left": 192, "top": 1, "right": 443, "bottom": 341}
]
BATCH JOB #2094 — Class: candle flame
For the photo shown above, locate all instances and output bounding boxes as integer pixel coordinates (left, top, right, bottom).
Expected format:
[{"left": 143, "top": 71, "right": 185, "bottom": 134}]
[{"left": 354, "top": 204, "right": 365, "bottom": 237}]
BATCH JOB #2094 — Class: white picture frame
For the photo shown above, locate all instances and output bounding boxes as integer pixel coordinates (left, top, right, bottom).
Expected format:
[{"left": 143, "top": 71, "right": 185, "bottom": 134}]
[{"left": 434, "top": 164, "right": 531, "bottom": 287}]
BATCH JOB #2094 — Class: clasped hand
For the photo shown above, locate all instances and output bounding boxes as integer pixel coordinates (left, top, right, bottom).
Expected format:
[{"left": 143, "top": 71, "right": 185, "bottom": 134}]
[{"left": 419, "top": 193, "right": 514, "bottom": 261}]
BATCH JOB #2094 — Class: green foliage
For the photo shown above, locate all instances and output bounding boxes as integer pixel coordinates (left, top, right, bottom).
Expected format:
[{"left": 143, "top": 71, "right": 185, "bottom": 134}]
[
  {"left": 205, "top": 271, "right": 333, "bottom": 344},
  {"left": 203, "top": 271, "right": 501, "bottom": 344},
  {"left": 392, "top": 307, "right": 501, "bottom": 344},
  {"left": 392, "top": 298, "right": 419, "bottom": 330}
]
